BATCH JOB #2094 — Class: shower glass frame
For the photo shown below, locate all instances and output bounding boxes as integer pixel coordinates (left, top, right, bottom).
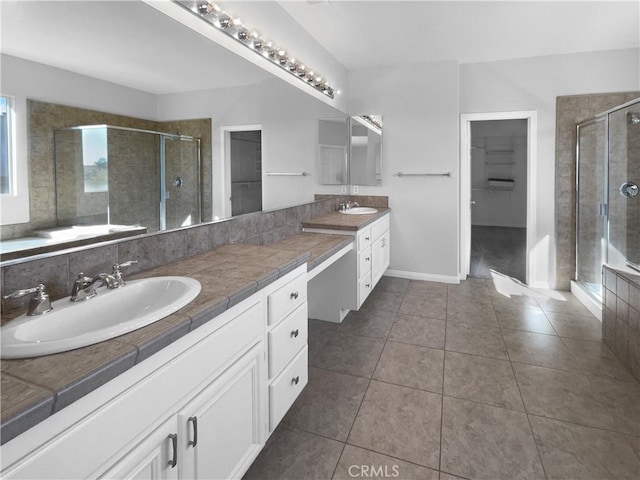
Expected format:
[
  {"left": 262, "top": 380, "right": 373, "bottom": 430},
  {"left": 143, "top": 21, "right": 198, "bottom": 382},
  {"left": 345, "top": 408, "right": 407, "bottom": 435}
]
[
  {"left": 54, "top": 124, "right": 202, "bottom": 233},
  {"left": 575, "top": 97, "right": 640, "bottom": 300}
]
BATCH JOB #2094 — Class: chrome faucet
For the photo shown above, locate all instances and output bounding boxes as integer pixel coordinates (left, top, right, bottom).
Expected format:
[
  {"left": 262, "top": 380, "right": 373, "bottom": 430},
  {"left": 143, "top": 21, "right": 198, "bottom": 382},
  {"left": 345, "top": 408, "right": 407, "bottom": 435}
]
[
  {"left": 339, "top": 201, "right": 360, "bottom": 211},
  {"left": 3, "top": 284, "right": 53, "bottom": 316},
  {"left": 70, "top": 272, "right": 118, "bottom": 302},
  {"left": 110, "top": 260, "right": 138, "bottom": 288}
]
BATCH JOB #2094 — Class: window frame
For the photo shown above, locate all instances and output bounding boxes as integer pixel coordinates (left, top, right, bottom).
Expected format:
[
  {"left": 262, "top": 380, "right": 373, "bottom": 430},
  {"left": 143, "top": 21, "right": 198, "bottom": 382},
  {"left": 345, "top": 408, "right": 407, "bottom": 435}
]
[{"left": 0, "top": 94, "right": 30, "bottom": 225}]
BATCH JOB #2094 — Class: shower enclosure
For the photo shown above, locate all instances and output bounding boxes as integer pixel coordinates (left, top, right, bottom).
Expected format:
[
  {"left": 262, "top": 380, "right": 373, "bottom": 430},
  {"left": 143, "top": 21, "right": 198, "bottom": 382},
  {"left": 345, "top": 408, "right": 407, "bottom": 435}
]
[
  {"left": 54, "top": 125, "right": 201, "bottom": 234},
  {"left": 576, "top": 98, "right": 640, "bottom": 300}
]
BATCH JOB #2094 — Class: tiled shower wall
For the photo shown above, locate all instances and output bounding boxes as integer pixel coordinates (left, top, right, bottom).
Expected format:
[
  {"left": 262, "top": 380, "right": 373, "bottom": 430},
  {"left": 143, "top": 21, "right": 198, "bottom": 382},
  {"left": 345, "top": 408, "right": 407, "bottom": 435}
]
[
  {"left": 603, "top": 265, "right": 640, "bottom": 381},
  {"left": 0, "top": 100, "right": 212, "bottom": 241},
  {"left": 0, "top": 195, "right": 353, "bottom": 314},
  {"left": 554, "top": 91, "right": 640, "bottom": 290}
]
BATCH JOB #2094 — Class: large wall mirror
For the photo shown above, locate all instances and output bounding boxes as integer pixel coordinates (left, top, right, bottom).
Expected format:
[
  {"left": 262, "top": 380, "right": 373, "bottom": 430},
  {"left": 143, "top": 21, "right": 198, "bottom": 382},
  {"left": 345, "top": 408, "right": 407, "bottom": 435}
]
[
  {"left": 318, "top": 115, "right": 383, "bottom": 186},
  {"left": 350, "top": 115, "right": 382, "bottom": 186},
  {"left": 0, "top": 0, "right": 346, "bottom": 261}
]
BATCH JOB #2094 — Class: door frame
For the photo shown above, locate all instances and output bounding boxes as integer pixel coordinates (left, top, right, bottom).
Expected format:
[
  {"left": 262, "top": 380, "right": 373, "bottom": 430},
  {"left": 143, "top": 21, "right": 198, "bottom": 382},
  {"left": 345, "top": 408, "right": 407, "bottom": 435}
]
[
  {"left": 220, "top": 124, "right": 262, "bottom": 218},
  {"left": 459, "top": 111, "right": 538, "bottom": 285}
]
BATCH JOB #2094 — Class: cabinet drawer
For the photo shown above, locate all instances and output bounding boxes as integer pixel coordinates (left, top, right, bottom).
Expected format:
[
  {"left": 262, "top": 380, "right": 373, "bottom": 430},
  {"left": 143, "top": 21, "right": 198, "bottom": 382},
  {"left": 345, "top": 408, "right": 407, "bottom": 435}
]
[
  {"left": 358, "top": 271, "right": 373, "bottom": 309},
  {"left": 371, "top": 215, "right": 389, "bottom": 241},
  {"left": 358, "top": 247, "right": 372, "bottom": 279},
  {"left": 357, "top": 228, "right": 372, "bottom": 252},
  {"left": 268, "top": 302, "right": 308, "bottom": 378},
  {"left": 269, "top": 346, "right": 308, "bottom": 430},
  {"left": 268, "top": 272, "right": 307, "bottom": 326}
]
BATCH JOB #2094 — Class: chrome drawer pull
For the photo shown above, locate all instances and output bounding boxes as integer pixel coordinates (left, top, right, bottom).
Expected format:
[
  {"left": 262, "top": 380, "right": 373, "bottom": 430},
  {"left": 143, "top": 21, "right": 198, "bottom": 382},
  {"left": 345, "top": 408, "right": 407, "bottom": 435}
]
[
  {"left": 290, "top": 291, "right": 299, "bottom": 300},
  {"left": 291, "top": 376, "right": 300, "bottom": 385},
  {"left": 188, "top": 416, "right": 198, "bottom": 447},
  {"left": 168, "top": 433, "right": 178, "bottom": 468},
  {"left": 291, "top": 329, "right": 299, "bottom": 338},
  {"left": 365, "top": 236, "right": 370, "bottom": 241},
  {"left": 365, "top": 257, "right": 370, "bottom": 261},
  {"left": 366, "top": 284, "right": 371, "bottom": 288}
]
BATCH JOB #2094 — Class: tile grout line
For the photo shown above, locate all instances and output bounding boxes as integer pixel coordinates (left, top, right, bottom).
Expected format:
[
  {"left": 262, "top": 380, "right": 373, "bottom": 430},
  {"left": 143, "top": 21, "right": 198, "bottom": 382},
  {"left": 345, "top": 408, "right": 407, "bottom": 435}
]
[
  {"left": 438, "top": 284, "right": 448, "bottom": 474},
  {"left": 500, "top": 312, "right": 550, "bottom": 480},
  {"left": 330, "top": 283, "right": 405, "bottom": 479}
]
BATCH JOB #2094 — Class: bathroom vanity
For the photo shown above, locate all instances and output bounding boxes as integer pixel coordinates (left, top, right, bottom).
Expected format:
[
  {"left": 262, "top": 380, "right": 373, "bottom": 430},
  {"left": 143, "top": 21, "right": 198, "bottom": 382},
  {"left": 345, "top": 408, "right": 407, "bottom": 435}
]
[
  {"left": 304, "top": 209, "right": 391, "bottom": 322},
  {"left": 1, "top": 264, "right": 309, "bottom": 480},
  {"left": 0, "top": 206, "right": 390, "bottom": 479}
]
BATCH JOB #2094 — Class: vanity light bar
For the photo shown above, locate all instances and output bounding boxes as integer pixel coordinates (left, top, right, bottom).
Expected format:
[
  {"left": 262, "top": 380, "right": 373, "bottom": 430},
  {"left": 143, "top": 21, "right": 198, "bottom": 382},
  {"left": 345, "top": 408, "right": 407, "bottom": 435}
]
[
  {"left": 361, "top": 115, "right": 382, "bottom": 130},
  {"left": 175, "top": 0, "right": 336, "bottom": 99}
]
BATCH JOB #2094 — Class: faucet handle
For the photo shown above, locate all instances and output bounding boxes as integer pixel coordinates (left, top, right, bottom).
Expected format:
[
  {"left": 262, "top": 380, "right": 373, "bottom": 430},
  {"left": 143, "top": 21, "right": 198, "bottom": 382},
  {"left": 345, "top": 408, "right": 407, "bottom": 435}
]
[
  {"left": 3, "top": 284, "right": 53, "bottom": 316},
  {"left": 4, "top": 284, "right": 44, "bottom": 299},
  {"left": 112, "top": 260, "right": 138, "bottom": 286}
]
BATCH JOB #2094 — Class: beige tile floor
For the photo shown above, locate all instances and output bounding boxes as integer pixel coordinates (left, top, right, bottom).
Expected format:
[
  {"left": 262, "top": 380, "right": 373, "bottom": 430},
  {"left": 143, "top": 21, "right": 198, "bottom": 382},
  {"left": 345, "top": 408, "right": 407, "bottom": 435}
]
[{"left": 244, "top": 277, "right": 640, "bottom": 480}]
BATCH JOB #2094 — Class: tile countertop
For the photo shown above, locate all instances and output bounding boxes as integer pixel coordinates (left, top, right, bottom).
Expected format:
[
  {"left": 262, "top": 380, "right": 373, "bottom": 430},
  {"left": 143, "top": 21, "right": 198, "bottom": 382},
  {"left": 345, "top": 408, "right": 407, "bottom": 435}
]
[
  {"left": 302, "top": 208, "right": 390, "bottom": 231},
  {"left": 0, "top": 232, "right": 353, "bottom": 445}
]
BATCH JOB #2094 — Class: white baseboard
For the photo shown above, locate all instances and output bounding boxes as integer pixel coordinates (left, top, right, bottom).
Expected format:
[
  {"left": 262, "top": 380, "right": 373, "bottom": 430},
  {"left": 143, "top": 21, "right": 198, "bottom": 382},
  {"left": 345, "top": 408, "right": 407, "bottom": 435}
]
[
  {"left": 384, "top": 270, "right": 460, "bottom": 284},
  {"left": 571, "top": 280, "right": 602, "bottom": 321}
]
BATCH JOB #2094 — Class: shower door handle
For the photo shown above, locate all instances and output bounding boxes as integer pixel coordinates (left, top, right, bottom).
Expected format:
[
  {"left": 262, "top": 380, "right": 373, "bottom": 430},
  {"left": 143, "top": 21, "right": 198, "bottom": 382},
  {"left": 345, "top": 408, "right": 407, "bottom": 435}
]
[
  {"left": 598, "top": 203, "right": 608, "bottom": 216},
  {"left": 620, "top": 182, "right": 639, "bottom": 198}
]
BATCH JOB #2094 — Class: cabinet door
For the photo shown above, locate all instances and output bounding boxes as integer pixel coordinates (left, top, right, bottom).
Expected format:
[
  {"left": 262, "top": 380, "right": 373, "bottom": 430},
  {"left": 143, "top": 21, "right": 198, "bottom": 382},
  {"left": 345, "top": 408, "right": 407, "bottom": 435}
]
[
  {"left": 100, "top": 417, "right": 179, "bottom": 480},
  {"left": 371, "top": 231, "right": 390, "bottom": 287},
  {"left": 178, "top": 343, "right": 264, "bottom": 480}
]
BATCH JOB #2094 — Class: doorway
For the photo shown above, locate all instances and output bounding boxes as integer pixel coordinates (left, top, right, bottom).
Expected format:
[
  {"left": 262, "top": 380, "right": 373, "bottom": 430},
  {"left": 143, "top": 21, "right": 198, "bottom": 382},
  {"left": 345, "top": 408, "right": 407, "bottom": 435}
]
[
  {"left": 223, "top": 128, "right": 262, "bottom": 217},
  {"left": 469, "top": 120, "right": 527, "bottom": 282},
  {"left": 460, "top": 111, "right": 537, "bottom": 285}
]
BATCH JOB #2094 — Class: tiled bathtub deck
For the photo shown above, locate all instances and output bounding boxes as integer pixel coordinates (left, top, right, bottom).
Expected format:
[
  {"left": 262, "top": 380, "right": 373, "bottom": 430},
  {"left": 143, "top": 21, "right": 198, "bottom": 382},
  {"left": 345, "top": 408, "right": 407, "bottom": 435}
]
[{"left": 245, "top": 277, "right": 640, "bottom": 480}]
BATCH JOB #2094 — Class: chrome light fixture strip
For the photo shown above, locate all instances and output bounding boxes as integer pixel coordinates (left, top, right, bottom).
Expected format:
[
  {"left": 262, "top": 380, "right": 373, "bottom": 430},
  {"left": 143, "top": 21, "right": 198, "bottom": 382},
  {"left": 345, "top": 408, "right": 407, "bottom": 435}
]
[{"left": 174, "top": 0, "right": 336, "bottom": 99}]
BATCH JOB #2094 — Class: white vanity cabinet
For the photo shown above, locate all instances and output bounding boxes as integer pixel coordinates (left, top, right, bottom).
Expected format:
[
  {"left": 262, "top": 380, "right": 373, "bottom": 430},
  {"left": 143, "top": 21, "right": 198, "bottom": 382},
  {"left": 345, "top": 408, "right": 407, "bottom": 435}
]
[
  {"left": 176, "top": 343, "right": 264, "bottom": 480},
  {"left": 100, "top": 417, "right": 179, "bottom": 480},
  {"left": 1, "top": 266, "right": 308, "bottom": 480},
  {"left": 306, "top": 213, "right": 390, "bottom": 322},
  {"left": 263, "top": 269, "right": 308, "bottom": 434}
]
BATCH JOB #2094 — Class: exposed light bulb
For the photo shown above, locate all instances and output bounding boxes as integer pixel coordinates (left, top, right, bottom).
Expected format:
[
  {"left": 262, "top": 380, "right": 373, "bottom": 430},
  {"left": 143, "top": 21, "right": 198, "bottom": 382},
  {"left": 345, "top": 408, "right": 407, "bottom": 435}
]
[
  {"left": 177, "top": 1, "right": 337, "bottom": 99},
  {"left": 237, "top": 27, "right": 250, "bottom": 41}
]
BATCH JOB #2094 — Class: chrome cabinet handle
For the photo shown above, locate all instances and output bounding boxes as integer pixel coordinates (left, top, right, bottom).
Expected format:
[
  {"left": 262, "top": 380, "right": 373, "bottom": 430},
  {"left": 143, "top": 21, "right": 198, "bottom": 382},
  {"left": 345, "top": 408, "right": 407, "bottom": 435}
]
[
  {"left": 290, "top": 291, "right": 299, "bottom": 300},
  {"left": 366, "top": 284, "right": 371, "bottom": 288},
  {"left": 291, "top": 376, "right": 300, "bottom": 385},
  {"left": 365, "top": 236, "right": 370, "bottom": 241},
  {"left": 188, "top": 416, "right": 198, "bottom": 447},
  {"left": 291, "top": 329, "right": 299, "bottom": 338},
  {"left": 365, "top": 257, "right": 370, "bottom": 261},
  {"left": 168, "top": 433, "right": 178, "bottom": 468}
]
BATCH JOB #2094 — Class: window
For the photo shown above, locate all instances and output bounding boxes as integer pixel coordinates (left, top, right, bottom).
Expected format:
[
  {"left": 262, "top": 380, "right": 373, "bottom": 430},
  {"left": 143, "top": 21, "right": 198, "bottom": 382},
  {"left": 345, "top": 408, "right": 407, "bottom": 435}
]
[
  {"left": 82, "top": 127, "right": 108, "bottom": 193},
  {"left": 0, "top": 96, "right": 13, "bottom": 194}
]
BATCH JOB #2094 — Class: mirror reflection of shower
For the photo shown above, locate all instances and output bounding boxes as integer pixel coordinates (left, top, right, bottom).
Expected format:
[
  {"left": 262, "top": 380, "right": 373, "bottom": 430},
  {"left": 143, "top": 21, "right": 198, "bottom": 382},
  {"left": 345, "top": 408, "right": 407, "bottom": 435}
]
[{"left": 54, "top": 125, "right": 201, "bottom": 236}]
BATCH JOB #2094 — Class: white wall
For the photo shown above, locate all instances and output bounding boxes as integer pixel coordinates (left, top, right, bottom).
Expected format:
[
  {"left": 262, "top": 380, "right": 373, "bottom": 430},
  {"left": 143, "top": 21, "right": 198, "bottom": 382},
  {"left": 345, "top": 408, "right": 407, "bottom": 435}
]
[
  {"left": 348, "top": 61, "right": 461, "bottom": 281},
  {"left": 460, "top": 48, "right": 640, "bottom": 288},
  {"left": 157, "top": 77, "right": 345, "bottom": 219}
]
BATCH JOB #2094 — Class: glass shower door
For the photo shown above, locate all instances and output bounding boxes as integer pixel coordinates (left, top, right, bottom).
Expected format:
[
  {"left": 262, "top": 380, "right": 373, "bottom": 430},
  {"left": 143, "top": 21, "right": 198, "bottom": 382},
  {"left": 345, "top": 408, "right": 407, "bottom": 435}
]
[
  {"left": 576, "top": 117, "right": 607, "bottom": 298},
  {"left": 608, "top": 102, "right": 640, "bottom": 271},
  {"left": 162, "top": 135, "right": 201, "bottom": 231}
]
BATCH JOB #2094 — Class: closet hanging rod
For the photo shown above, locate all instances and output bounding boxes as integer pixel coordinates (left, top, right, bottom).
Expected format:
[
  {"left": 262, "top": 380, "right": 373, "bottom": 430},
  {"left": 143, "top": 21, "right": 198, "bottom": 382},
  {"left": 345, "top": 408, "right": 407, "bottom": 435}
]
[
  {"left": 264, "top": 172, "right": 310, "bottom": 176},
  {"left": 396, "top": 172, "right": 451, "bottom": 177}
]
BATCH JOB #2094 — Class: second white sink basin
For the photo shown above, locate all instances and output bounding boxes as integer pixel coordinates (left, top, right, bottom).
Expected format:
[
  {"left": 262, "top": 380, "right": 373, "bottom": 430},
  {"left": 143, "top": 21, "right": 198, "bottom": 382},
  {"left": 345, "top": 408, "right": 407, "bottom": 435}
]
[
  {"left": 339, "top": 207, "right": 378, "bottom": 215},
  {"left": 1, "top": 276, "right": 201, "bottom": 359}
]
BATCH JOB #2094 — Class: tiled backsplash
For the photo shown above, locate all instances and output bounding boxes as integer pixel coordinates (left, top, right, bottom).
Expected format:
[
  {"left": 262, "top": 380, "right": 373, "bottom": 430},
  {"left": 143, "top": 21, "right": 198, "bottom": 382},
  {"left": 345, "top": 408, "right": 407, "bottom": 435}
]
[
  {"left": 602, "top": 265, "right": 640, "bottom": 381},
  {"left": 1, "top": 195, "right": 391, "bottom": 314}
]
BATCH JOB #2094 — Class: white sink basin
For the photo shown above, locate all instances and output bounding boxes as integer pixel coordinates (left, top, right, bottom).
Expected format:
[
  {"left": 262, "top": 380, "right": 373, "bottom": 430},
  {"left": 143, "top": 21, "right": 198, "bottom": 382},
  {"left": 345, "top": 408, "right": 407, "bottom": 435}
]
[
  {"left": 339, "top": 207, "right": 378, "bottom": 215},
  {"left": 1, "top": 276, "right": 201, "bottom": 359}
]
